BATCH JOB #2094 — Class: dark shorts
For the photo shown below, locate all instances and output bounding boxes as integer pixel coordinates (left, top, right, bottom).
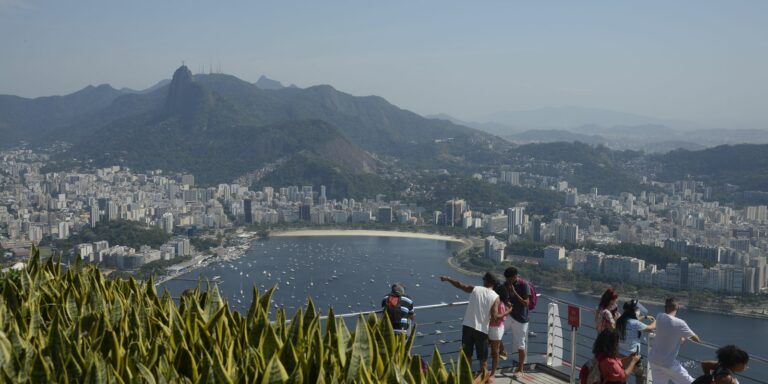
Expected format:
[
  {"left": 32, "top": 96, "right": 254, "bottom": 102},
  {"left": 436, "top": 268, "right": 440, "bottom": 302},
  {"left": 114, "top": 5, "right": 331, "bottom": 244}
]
[{"left": 461, "top": 325, "right": 489, "bottom": 362}]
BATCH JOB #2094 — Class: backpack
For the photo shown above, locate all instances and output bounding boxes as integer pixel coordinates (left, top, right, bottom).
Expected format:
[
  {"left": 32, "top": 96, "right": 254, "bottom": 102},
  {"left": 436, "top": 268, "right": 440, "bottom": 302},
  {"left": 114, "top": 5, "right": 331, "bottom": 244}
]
[
  {"left": 691, "top": 374, "right": 715, "bottom": 384},
  {"left": 519, "top": 278, "right": 537, "bottom": 311},
  {"left": 692, "top": 366, "right": 732, "bottom": 384},
  {"left": 384, "top": 295, "right": 406, "bottom": 330},
  {"left": 579, "top": 358, "right": 602, "bottom": 384}
]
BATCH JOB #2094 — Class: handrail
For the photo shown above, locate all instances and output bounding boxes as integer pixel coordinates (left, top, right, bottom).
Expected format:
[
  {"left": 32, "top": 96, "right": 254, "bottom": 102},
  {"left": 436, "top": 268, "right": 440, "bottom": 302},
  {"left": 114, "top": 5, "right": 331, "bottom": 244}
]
[
  {"left": 318, "top": 300, "right": 469, "bottom": 320},
  {"left": 312, "top": 295, "right": 767, "bottom": 384}
]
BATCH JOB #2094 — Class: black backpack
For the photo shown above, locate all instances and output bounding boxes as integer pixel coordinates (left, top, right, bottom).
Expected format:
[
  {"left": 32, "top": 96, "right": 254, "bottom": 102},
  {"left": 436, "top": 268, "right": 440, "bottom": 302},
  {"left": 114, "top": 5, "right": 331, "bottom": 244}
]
[
  {"left": 692, "top": 366, "right": 733, "bottom": 384},
  {"left": 691, "top": 374, "right": 715, "bottom": 384}
]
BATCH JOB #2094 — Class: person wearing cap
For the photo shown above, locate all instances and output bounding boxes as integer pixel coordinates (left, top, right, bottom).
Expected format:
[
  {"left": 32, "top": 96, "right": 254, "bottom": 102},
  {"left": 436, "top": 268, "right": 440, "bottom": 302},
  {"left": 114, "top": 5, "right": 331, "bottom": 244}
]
[
  {"left": 381, "top": 283, "right": 414, "bottom": 335},
  {"left": 648, "top": 297, "right": 701, "bottom": 384},
  {"left": 440, "top": 272, "right": 500, "bottom": 380},
  {"left": 616, "top": 299, "right": 656, "bottom": 356},
  {"left": 616, "top": 299, "right": 656, "bottom": 382},
  {"left": 595, "top": 287, "right": 620, "bottom": 333}
]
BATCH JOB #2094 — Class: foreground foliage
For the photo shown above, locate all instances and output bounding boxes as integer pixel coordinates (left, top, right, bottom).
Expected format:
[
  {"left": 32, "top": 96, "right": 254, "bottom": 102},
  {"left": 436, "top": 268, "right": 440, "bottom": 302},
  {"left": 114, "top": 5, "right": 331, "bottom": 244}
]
[{"left": 0, "top": 248, "right": 473, "bottom": 383}]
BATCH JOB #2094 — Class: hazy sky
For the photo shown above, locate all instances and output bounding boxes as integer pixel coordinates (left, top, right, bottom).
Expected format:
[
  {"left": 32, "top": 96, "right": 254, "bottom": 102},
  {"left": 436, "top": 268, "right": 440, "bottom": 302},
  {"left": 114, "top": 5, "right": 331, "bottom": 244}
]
[{"left": 1, "top": 0, "right": 766, "bottom": 127}]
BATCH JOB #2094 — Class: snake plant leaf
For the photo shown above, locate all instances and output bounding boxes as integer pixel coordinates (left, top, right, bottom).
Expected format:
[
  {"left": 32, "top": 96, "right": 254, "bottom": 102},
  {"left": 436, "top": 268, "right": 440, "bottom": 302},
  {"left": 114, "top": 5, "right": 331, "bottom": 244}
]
[
  {"left": 385, "top": 363, "right": 409, "bottom": 384},
  {"left": 211, "top": 350, "right": 235, "bottom": 384},
  {"left": 258, "top": 286, "right": 276, "bottom": 315},
  {"left": 261, "top": 355, "right": 288, "bottom": 384},
  {"left": 430, "top": 347, "right": 449, "bottom": 383},
  {"left": 29, "top": 346, "right": 51, "bottom": 383},
  {"left": 83, "top": 357, "right": 107, "bottom": 384},
  {"left": 173, "top": 344, "right": 199, "bottom": 382},
  {"left": 2, "top": 279, "right": 21, "bottom": 314},
  {"left": 205, "top": 282, "right": 224, "bottom": 322},
  {"left": 0, "top": 331, "right": 13, "bottom": 370},
  {"left": 403, "top": 323, "right": 417, "bottom": 363},
  {"left": 110, "top": 365, "right": 128, "bottom": 384},
  {"left": 136, "top": 362, "right": 157, "bottom": 384},
  {"left": 286, "top": 365, "right": 303, "bottom": 384},
  {"left": 109, "top": 294, "right": 124, "bottom": 328},
  {"left": 65, "top": 289, "right": 79, "bottom": 322},
  {"left": 408, "top": 356, "right": 424, "bottom": 384},
  {"left": 287, "top": 309, "right": 303, "bottom": 346},
  {"left": 246, "top": 285, "right": 261, "bottom": 323},
  {"left": 456, "top": 350, "right": 473, "bottom": 384},
  {"left": 27, "top": 306, "right": 46, "bottom": 341},
  {"left": 346, "top": 315, "right": 373, "bottom": 382},
  {"left": 378, "top": 311, "right": 395, "bottom": 358},
  {"left": 278, "top": 338, "right": 298, "bottom": 375},
  {"left": 260, "top": 324, "right": 283, "bottom": 359},
  {"left": 358, "top": 363, "right": 376, "bottom": 384}
]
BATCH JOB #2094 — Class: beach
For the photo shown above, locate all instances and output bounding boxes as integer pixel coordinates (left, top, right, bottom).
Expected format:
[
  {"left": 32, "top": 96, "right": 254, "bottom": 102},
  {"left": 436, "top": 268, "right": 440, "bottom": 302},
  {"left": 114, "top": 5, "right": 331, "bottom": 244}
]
[{"left": 272, "top": 229, "right": 468, "bottom": 243}]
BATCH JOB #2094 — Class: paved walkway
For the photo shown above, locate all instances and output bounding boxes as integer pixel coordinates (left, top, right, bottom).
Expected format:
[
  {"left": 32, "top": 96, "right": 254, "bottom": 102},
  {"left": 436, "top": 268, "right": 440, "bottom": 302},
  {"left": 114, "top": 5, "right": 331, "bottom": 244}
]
[{"left": 492, "top": 370, "right": 568, "bottom": 383}]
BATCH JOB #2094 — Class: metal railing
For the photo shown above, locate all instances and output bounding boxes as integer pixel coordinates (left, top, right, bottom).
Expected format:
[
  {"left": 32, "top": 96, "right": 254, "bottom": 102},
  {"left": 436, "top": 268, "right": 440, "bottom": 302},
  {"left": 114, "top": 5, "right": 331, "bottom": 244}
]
[
  {"left": 319, "top": 294, "right": 768, "bottom": 384},
  {"left": 538, "top": 294, "right": 768, "bottom": 384}
]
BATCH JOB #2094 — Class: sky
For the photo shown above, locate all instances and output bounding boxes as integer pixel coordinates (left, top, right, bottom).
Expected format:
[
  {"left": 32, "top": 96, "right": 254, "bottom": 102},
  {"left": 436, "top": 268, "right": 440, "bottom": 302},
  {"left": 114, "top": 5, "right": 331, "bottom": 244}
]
[{"left": 1, "top": 0, "right": 767, "bottom": 128}]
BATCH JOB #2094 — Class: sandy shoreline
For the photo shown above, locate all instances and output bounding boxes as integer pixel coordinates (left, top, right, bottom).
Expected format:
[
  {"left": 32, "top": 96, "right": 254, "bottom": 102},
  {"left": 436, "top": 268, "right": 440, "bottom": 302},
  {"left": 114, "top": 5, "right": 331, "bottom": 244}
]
[{"left": 272, "top": 229, "right": 467, "bottom": 243}]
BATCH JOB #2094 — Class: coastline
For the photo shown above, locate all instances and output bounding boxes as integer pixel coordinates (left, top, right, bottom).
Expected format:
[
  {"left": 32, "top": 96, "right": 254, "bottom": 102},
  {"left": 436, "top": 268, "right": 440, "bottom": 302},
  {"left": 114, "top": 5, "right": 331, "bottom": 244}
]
[
  {"left": 158, "top": 229, "right": 472, "bottom": 286},
  {"left": 271, "top": 229, "right": 466, "bottom": 243},
  {"left": 445, "top": 256, "right": 768, "bottom": 320}
]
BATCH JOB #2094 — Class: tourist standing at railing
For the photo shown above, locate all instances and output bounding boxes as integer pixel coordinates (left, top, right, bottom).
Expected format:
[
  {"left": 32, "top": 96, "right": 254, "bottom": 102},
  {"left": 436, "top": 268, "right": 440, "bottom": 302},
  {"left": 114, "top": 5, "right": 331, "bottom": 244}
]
[
  {"left": 492, "top": 278, "right": 511, "bottom": 361},
  {"left": 616, "top": 299, "right": 655, "bottom": 382},
  {"left": 648, "top": 297, "right": 701, "bottom": 384},
  {"left": 489, "top": 274, "right": 513, "bottom": 380},
  {"left": 593, "top": 328, "right": 642, "bottom": 384},
  {"left": 440, "top": 272, "right": 500, "bottom": 381},
  {"left": 381, "top": 283, "right": 414, "bottom": 336},
  {"left": 616, "top": 299, "right": 656, "bottom": 356},
  {"left": 596, "top": 287, "right": 620, "bottom": 333},
  {"left": 697, "top": 345, "right": 749, "bottom": 384},
  {"left": 503, "top": 266, "right": 531, "bottom": 377}
]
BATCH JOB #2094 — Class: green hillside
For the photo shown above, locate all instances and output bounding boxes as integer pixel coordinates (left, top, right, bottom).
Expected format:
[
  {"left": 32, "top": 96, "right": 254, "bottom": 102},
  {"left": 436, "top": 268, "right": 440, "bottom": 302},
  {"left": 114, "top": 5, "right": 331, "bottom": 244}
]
[{"left": 656, "top": 144, "right": 768, "bottom": 191}]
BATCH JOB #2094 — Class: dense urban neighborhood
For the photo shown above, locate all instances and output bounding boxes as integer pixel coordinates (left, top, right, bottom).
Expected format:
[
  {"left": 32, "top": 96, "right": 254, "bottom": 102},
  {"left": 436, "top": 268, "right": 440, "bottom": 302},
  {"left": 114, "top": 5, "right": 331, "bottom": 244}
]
[{"left": 1, "top": 147, "right": 765, "bottom": 297}]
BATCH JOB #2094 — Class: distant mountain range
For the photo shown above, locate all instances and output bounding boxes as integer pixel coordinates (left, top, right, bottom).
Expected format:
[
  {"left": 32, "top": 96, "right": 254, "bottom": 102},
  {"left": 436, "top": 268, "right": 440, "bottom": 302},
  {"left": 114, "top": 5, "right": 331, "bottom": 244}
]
[
  {"left": 2, "top": 66, "right": 500, "bottom": 191},
  {"left": 431, "top": 107, "right": 768, "bottom": 153}
]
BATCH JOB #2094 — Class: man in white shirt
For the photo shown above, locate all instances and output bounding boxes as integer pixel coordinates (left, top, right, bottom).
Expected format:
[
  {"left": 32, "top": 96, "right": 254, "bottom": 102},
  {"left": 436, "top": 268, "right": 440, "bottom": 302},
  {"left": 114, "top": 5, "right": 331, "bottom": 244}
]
[
  {"left": 441, "top": 272, "right": 500, "bottom": 379},
  {"left": 648, "top": 297, "right": 701, "bottom": 384}
]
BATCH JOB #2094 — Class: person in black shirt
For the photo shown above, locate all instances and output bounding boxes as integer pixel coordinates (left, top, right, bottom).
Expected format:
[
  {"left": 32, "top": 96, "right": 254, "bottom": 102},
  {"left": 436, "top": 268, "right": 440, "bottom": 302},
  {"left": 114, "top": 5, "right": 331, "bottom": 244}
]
[{"left": 504, "top": 266, "right": 530, "bottom": 376}]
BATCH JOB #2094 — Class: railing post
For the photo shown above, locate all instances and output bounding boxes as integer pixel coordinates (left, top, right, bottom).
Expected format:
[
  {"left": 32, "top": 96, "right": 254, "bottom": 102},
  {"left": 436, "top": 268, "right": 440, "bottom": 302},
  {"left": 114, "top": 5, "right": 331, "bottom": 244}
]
[
  {"left": 547, "top": 302, "right": 563, "bottom": 367},
  {"left": 571, "top": 326, "right": 577, "bottom": 383},
  {"left": 646, "top": 332, "right": 654, "bottom": 384}
]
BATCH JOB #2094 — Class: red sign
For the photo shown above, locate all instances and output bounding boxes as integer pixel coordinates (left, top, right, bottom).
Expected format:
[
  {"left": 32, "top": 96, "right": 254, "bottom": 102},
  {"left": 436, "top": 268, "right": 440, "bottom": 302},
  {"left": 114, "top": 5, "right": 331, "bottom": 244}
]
[{"left": 567, "top": 305, "right": 581, "bottom": 328}]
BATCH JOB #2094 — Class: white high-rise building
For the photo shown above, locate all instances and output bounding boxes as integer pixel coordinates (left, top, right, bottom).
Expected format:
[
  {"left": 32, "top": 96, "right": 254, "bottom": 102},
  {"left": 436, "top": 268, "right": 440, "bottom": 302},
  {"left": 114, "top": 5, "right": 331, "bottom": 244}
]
[
  {"left": 507, "top": 207, "right": 524, "bottom": 235},
  {"left": 58, "top": 221, "right": 69, "bottom": 240},
  {"left": 161, "top": 212, "right": 174, "bottom": 234}
]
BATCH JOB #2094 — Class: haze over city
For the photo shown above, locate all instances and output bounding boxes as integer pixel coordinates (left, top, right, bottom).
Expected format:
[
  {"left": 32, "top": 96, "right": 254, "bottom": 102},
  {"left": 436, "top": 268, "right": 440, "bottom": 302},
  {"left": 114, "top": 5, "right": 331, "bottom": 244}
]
[{"left": 1, "top": 0, "right": 767, "bottom": 129}]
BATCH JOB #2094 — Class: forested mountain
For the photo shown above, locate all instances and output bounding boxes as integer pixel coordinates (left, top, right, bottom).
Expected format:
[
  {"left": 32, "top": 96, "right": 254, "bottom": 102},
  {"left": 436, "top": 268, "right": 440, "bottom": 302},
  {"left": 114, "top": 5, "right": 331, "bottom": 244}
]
[
  {"left": 511, "top": 142, "right": 644, "bottom": 195},
  {"left": 3, "top": 66, "right": 503, "bottom": 188},
  {"left": 0, "top": 84, "right": 126, "bottom": 146},
  {"left": 55, "top": 66, "right": 379, "bottom": 185},
  {"left": 655, "top": 144, "right": 768, "bottom": 191}
]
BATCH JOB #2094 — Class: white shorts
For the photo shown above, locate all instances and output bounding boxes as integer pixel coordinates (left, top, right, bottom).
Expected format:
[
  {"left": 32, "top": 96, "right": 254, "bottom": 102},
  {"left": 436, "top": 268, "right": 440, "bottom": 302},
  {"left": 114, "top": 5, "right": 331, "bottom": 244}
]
[
  {"left": 650, "top": 362, "right": 695, "bottom": 384},
  {"left": 508, "top": 319, "right": 528, "bottom": 350},
  {"left": 488, "top": 325, "right": 504, "bottom": 341}
]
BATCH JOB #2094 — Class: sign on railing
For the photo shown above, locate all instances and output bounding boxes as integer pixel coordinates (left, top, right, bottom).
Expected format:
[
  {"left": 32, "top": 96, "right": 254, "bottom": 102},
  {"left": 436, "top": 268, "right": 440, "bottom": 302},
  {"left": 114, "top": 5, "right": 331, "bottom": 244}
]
[{"left": 567, "top": 305, "right": 580, "bottom": 329}]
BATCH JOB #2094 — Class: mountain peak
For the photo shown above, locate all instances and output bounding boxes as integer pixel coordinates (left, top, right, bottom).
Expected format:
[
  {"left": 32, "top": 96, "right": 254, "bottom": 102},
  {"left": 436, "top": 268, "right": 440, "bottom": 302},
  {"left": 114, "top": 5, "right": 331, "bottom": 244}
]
[
  {"left": 165, "top": 65, "right": 209, "bottom": 116},
  {"left": 171, "top": 65, "right": 193, "bottom": 84},
  {"left": 254, "top": 75, "right": 284, "bottom": 90}
]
